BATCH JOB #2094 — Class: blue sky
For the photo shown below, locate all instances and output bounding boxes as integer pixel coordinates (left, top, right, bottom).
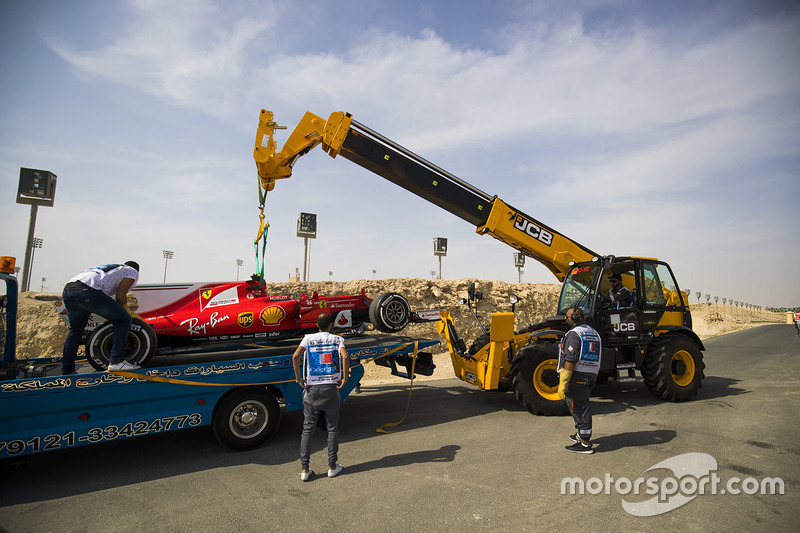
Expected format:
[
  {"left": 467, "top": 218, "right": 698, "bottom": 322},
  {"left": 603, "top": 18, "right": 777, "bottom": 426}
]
[{"left": 1, "top": 0, "right": 798, "bottom": 308}]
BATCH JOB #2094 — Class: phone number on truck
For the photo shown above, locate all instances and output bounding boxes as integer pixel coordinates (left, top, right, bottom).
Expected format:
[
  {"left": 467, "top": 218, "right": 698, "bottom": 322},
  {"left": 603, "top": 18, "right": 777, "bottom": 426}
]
[{"left": 1, "top": 413, "right": 202, "bottom": 458}]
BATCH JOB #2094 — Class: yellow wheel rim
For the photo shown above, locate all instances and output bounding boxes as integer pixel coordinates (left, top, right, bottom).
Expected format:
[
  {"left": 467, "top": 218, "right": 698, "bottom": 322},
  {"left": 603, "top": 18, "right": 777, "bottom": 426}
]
[
  {"left": 533, "top": 359, "right": 561, "bottom": 401},
  {"left": 671, "top": 350, "right": 696, "bottom": 387}
]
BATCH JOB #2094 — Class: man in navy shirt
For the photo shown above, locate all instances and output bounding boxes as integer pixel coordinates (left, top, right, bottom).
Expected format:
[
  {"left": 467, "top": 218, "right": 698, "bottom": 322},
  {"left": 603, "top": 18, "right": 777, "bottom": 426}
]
[{"left": 557, "top": 308, "right": 602, "bottom": 454}]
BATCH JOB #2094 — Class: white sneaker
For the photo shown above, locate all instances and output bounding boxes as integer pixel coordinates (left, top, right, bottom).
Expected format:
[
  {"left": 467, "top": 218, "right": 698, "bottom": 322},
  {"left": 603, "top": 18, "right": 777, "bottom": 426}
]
[
  {"left": 300, "top": 470, "right": 313, "bottom": 481},
  {"left": 327, "top": 464, "right": 343, "bottom": 478},
  {"left": 107, "top": 361, "right": 141, "bottom": 372}
]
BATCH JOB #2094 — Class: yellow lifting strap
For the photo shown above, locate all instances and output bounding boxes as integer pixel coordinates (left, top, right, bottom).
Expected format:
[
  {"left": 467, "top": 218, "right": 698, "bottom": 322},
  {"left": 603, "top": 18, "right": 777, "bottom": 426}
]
[
  {"left": 106, "top": 342, "right": 420, "bottom": 389},
  {"left": 106, "top": 371, "right": 296, "bottom": 387},
  {"left": 255, "top": 208, "right": 270, "bottom": 243},
  {"left": 375, "top": 341, "right": 420, "bottom": 434}
]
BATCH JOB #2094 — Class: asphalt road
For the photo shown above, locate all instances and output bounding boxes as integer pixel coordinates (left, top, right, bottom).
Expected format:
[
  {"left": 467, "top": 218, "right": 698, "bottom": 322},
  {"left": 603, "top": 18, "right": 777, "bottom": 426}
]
[{"left": 1, "top": 324, "right": 798, "bottom": 532}]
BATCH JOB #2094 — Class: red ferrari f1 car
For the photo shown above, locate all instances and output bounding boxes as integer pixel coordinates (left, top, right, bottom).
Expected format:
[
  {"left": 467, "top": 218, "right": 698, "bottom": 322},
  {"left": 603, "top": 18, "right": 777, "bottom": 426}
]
[{"left": 54, "top": 281, "right": 415, "bottom": 371}]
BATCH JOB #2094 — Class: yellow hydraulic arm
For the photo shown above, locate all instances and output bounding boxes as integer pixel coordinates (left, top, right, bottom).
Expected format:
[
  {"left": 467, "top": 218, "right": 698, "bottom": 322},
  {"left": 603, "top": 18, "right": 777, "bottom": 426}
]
[{"left": 254, "top": 109, "right": 597, "bottom": 281}]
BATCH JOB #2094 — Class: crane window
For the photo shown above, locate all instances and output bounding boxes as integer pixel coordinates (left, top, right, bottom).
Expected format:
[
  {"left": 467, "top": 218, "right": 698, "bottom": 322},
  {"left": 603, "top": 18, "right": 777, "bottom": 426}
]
[
  {"left": 642, "top": 262, "right": 682, "bottom": 308},
  {"left": 558, "top": 263, "right": 601, "bottom": 315}
]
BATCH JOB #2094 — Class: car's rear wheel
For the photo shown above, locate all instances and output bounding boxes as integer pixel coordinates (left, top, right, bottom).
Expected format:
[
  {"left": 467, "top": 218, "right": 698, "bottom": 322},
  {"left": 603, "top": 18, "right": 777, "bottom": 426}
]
[{"left": 85, "top": 318, "right": 157, "bottom": 371}]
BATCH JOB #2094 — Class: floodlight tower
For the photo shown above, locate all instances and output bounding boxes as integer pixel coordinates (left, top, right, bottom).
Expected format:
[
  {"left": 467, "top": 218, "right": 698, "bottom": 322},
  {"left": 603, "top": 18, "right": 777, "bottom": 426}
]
[
  {"left": 514, "top": 252, "right": 525, "bottom": 283},
  {"left": 433, "top": 237, "right": 447, "bottom": 280},
  {"left": 162, "top": 250, "right": 174, "bottom": 283},
  {"left": 297, "top": 212, "right": 317, "bottom": 282}
]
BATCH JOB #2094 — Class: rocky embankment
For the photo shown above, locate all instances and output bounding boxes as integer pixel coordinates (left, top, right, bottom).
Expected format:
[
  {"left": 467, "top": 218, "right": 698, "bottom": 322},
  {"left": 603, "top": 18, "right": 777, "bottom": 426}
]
[{"left": 13, "top": 278, "right": 782, "bottom": 384}]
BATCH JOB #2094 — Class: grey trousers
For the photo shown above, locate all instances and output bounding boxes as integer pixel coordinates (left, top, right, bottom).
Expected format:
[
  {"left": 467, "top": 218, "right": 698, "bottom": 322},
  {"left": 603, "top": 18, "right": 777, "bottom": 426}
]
[
  {"left": 300, "top": 384, "right": 341, "bottom": 470},
  {"left": 565, "top": 372, "right": 597, "bottom": 442}
]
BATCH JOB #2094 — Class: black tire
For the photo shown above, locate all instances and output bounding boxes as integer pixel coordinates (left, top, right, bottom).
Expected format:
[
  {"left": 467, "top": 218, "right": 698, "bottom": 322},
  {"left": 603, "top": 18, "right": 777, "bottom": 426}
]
[
  {"left": 641, "top": 334, "right": 705, "bottom": 401},
  {"left": 369, "top": 292, "right": 411, "bottom": 333},
  {"left": 511, "top": 345, "right": 569, "bottom": 416},
  {"left": 212, "top": 388, "right": 280, "bottom": 451},
  {"left": 85, "top": 318, "right": 157, "bottom": 371}
]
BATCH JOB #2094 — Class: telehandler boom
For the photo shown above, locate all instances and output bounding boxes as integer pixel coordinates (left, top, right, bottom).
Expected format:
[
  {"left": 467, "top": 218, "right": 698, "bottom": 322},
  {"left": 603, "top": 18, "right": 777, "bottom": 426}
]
[{"left": 254, "top": 109, "right": 704, "bottom": 415}]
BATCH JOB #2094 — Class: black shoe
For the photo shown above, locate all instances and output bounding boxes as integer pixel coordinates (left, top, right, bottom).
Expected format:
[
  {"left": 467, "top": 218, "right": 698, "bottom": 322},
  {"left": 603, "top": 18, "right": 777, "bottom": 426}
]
[
  {"left": 565, "top": 441, "right": 594, "bottom": 454},
  {"left": 568, "top": 433, "right": 579, "bottom": 443}
]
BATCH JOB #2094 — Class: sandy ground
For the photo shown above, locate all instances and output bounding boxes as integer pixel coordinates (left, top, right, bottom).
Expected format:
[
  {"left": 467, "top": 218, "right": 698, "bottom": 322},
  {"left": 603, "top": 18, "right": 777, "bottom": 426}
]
[{"left": 13, "top": 279, "right": 782, "bottom": 385}]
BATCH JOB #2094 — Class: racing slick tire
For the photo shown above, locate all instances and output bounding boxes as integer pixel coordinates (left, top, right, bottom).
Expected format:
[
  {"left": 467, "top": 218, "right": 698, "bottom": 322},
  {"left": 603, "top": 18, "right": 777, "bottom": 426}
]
[
  {"left": 511, "top": 345, "right": 569, "bottom": 416},
  {"left": 212, "top": 388, "right": 280, "bottom": 451},
  {"left": 369, "top": 292, "right": 411, "bottom": 333},
  {"left": 641, "top": 334, "right": 705, "bottom": 401},
  {"left": 85, "top": 318, "right": 157, "bottom": 371}
]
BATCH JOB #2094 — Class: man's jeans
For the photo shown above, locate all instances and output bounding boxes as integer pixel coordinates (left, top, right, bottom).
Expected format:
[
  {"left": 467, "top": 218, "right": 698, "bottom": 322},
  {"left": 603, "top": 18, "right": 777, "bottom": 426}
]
[
  {"left": 62, "top": 287, "right": 132, "bottom": 373},
  {"left": 565, "top": 372, "right": 597, "bottom": 442},
  {"left": 300, "top": 384, "right": 341, "bottom": 470}
]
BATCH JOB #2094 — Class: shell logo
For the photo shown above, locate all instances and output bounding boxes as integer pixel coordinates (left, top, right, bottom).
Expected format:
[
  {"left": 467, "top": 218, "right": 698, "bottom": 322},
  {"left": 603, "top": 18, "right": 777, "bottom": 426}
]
[{"left": 260, "top": 305, "right": 285, "bottom": 326}]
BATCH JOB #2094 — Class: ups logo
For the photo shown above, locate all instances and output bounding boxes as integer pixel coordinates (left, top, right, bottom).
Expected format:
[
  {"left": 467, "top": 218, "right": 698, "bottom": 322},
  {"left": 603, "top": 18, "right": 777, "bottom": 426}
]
[{"left": 238, "top": 312, "right": 254, "bottom": 328}]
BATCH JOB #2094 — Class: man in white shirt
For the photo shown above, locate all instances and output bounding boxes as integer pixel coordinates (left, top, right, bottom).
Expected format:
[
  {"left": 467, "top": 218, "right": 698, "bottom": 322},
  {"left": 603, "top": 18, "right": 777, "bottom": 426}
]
[
  {"left": 292, "top": 313, "right": 350, "bottom": 481},
  {"left": 61, "top": 262, "right": 140, "bottom": 374}
]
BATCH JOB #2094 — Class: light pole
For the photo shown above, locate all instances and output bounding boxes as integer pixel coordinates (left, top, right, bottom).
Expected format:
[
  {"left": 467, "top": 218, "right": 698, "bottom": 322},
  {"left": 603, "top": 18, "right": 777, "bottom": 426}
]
[
  {"left": 722, "top": 298, "right": 727, "bottom": 320},
  {"left": 297, "top": 212, "right": 317, "bottom": 282},
  {"left": 235, "top": 259, "right": 243, "bottom": 281},
  {"left": 714, "top": 296, "right": 719, "bottom": 316},
  {"left": 372, "top": 269, "right": 376, "bottom": 280},
  {"left": 514, "top": 252, "right": 525, "bottom": 283},
  {"left": 40, "top": 276, "right": 46, "bottom": 292},
  {"left": 695, "top": 292, "right": 701, "bottom": 306},
  {"left": 27, "top": 237, "right": 43, "bottom": 292},
  {"left": 328, "top": 270, "right": 333, "bottom": 281},
  {"left": 433, "top": 237, "right": 447, "bottom": 280},
  {"left": 16, "top": 168, "right": 57, "bottom": 294},
  {"left": 162, "top": 250, "right": 174, "bottom": 283}
]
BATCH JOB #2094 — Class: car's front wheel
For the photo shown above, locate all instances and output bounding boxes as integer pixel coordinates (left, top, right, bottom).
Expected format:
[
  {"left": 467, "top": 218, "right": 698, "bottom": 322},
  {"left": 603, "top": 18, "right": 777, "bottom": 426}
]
[{"left": 369, "top": 292, "right": 411, "bottom": 333}]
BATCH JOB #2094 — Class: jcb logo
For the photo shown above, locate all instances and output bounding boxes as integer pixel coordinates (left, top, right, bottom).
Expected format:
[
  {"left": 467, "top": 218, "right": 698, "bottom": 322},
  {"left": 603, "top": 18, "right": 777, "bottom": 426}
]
[
  {"left": 513, "top": 214, "right": 553, "bottom": 246},
  {"left": 238, "top": 312, "right": 254, "bottom": 328},
  {"left": 613, "top": 322, "right": 637, "bottom": 332}
]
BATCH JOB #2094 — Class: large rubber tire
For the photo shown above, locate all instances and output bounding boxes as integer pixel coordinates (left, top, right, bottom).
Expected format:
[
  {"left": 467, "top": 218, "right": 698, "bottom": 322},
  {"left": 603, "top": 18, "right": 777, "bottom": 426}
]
[
  {"left": 511, "top": 346, "right": 569, "bottom": 416},
  {"left": 85, "top": 318, "right": 157, "bottom": 371},
  {"left": 212, "top": 388, "right": 280, "bottom": 451},
  {"left": 369, "top": 292, "right": 411, "bottom": 333},
  {"left": 641, "top": 334, "right": 705, "bottom": 401}
]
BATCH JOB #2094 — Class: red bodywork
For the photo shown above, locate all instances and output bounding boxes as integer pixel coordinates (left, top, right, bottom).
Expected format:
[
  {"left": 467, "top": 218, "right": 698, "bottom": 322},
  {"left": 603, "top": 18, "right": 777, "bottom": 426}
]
[{"left": 133, "top": 282, "right": 372, "bottom": 354}]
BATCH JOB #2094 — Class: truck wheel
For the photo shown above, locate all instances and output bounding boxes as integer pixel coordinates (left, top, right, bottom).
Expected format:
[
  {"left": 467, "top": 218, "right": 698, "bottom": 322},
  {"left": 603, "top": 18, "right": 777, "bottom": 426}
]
[
  {"left": 642, "top": 335, "right": 705, "bottom": 401},
  {"left": 85, "top": 318, "right": 157, "bottom": 371},
  {"left": 511, "top": 346, "right": 569, "bottom": 416},
  {"left": 213, "top": 388, "right": 280, "bottom": 451},
  {"left": 369, "top": 292, "right": 410, "bottom": 333}
]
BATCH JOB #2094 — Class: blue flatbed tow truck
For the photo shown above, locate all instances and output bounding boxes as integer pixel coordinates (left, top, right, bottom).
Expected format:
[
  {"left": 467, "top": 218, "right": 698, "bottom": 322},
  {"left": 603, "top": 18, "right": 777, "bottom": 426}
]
[{"left": 0, "top": 260, "right": 438, "bottom": 459}]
